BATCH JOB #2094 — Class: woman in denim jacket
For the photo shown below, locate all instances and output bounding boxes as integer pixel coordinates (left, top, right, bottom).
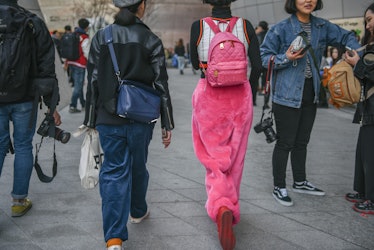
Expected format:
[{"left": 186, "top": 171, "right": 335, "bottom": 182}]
[
  {"left": 345, "top": 3, "right": 374, "bottom": 215},
  {"left": 260, "top": 0, "right": 360, "bottom": 206}
]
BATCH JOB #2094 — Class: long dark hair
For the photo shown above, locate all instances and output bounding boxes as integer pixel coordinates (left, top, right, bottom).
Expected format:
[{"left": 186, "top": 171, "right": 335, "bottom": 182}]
[
  {"left": 114, "top": 0, "right": 144, "bottom": 26},
  {"left": 363, "top": 3, "right": 374, "bottom": 46},
  {"left": 329, "top": 47, "right": 343, "bottom": 66},
  {"left": 284, "top": 0, "right": 323, "bottom": 14}
]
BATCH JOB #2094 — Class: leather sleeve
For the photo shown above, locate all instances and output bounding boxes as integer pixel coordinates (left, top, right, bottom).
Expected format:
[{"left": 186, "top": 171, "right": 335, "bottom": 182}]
[{"left": 150, "top": 38, "right": 174, "bottom": 130}]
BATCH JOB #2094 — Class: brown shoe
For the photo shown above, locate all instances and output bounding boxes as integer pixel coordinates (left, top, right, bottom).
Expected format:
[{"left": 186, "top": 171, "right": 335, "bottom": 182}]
[{"left": 217, "top": 206, "right": 236, "bottom": 250}]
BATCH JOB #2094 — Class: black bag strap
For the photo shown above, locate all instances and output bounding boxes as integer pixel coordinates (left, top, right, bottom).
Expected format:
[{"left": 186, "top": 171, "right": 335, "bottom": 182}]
[
  {"left": 34, "top": 137, "right": 57, "bottom": 183},
  {"left": 299, "top": 32, "right": 319, "bottom": 72}
]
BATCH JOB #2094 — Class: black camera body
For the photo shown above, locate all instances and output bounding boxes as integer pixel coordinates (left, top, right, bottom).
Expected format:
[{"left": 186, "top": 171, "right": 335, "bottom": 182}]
[
  {"left": 254, "top": 117, "right": 277, "bottom": 143},
  {"left": 37, "top": 115, "right": 70, "bottom": 144}
]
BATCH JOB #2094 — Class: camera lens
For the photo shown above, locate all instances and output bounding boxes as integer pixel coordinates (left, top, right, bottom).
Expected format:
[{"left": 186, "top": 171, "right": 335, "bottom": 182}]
[
  {"left": 264, "top": 127, "right": 277, "bottom": 143},
  {"left": 55, "top": 127, "right": 71, "bottom": 144}
]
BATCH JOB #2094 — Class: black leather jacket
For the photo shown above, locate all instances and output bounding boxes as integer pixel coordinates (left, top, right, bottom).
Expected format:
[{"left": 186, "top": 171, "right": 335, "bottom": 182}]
[
  {"left": 84, "top": 18, "right": 174, "bottom": 130},
  {"left": 353, "top": 46, "right": 374, "bottom": 125}
]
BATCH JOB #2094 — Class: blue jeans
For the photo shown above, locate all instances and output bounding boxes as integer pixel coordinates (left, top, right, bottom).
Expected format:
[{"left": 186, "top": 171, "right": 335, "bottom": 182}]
[
  {"left": 0, "top": 101, "right": 36, "bottom": 199},
  {"left": 96, "top": 122, "right": 154, "bottom": 242},
  {"left": 177, "top": 56, "right": 185, "bottom": 71},
  {"left": 70, "top": 65, "right": 86, "bottom": 108}
]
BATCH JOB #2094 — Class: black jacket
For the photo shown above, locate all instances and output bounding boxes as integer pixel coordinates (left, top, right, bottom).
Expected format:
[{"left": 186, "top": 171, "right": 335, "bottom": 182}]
[
  {"left": 84, "top": 18, "right": 174, "bottom": 130},
  {"left": 174, "top": 45, "right": 185, "bottom": 57},
  {"left": 0, "top": 2, "right": 57, "bottom": 106},
  {"left": 353, "top": 46, "right": 374, "bottom": 125}
]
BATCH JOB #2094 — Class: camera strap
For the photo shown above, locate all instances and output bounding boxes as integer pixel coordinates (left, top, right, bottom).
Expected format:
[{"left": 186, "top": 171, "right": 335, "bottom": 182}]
[
  {"left": 263, "top": 55, "right": 275, "bottom": 115},
  {"left": 261, "top": 55, "right": 275, "bottom": 122},
  {"left": 34, "top": 137, "right": 57, "bottom": 183},
  {"left": 265, "top": 55, "right": 275, "bottom": 96}
]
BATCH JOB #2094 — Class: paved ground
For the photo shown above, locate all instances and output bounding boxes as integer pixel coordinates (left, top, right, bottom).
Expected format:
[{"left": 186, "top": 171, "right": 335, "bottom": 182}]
[{"left": 1, "top": 68, "right": 374, "bottom": 250}]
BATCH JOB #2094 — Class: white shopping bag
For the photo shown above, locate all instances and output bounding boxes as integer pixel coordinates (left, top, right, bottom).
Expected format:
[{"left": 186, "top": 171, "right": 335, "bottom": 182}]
[{"left": 79, "top": 128, "right": 103, "bottom": 189}]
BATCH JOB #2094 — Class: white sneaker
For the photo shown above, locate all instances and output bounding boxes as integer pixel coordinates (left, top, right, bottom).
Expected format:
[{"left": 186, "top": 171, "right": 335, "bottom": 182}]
[
  {"left": 272, "top": 187, "right": 293, "bottom": 206},
  {"left": 107, "top": 245, "right": 121, "bottom": 250},
  {"left": 129, "top": 210, "right": 150, "bottom": 224},
  {"left": 292, "top": 181, "right": 325, "bottom": 196}
]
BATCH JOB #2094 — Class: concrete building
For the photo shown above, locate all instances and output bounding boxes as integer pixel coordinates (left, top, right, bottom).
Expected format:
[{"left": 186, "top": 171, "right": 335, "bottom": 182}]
[
  {"left": 19, "top": 0, "right": 373, "bottom": 49},
  {"left": 232, "top": 0, "right": 373, "bottom": 41}
]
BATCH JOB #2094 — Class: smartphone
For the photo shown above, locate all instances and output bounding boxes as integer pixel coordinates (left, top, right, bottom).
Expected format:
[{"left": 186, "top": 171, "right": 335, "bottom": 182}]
[{"left": 345, "top": 46, "right": 354, "bottom": 56}]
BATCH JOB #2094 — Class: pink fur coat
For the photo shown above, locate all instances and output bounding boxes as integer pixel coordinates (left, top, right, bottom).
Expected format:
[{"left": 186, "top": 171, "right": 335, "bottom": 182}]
[{"left": 192, "top": 78, "right": 253, "bottom": 224}]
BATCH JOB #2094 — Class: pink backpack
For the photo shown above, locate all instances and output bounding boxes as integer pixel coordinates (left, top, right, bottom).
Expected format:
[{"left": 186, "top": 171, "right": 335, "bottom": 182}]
[{"left": 203, "top": 17, "right": 248, "bottom": 87}]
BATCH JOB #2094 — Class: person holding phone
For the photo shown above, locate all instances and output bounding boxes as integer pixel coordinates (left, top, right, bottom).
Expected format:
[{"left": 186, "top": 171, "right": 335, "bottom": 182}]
[
  {"left": 261, "top": 0, "right": 360, "bottom": 206},
  {"left": 344, "top": 2, "right": 374, "bottom": 215}
]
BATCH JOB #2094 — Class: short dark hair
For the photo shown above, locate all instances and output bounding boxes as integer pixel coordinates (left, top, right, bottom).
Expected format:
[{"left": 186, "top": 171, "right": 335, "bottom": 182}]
[
  {"left": 202, "top": 0, "right": 237, "bottom": 6},
  {"left": 258, "top": 21, "right": 268, "bottom": 31},
  {"left": 284, "top": 0, "right": 323, "bottom": 14},
  {"left": 64, "top": 25, "right": 72, "bottom": 31},
  {"left": 78, "top": 18, "right": 90, "bottom": 29}
]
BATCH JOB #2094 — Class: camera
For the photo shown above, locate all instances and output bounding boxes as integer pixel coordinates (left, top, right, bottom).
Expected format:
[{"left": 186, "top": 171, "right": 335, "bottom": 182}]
[
  {"left": 37, "top": 115, "right": 71, "bottom": 144},
  {"left": 254, "top": 117, "right": 277, "bottom": 143}
]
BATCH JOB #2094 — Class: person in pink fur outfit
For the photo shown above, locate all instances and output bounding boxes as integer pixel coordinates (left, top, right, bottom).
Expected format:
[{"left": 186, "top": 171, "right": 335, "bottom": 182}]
[{"left": 189, "top": 0, "right": 262, "bottom": 249}]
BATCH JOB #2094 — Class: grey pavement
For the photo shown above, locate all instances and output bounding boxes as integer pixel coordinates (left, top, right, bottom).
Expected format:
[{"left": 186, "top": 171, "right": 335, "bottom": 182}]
[{"left": 1, "top": 68, "right": 374, "bottom": 250}]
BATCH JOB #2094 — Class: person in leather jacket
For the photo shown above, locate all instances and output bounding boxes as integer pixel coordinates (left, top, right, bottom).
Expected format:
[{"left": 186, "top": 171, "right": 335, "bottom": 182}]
[
  {"left": 345, "top": 2, "right": 374, "bottom": 215},
  {"left": 83, "top": 0, "right": 174, "bottom": 249}
]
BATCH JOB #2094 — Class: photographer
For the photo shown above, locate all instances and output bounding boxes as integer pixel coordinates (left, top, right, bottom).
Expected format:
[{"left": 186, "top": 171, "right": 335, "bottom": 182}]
[
  {"left": 260, "top": 0, "right": 360, "bottom": 206},
  {"left": 0, "top": 0, "right": 61, "bottom": 217}
]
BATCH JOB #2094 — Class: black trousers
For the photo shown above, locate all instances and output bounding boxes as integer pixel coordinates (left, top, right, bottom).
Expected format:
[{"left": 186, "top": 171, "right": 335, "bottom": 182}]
[
  {"left": 272, "top": 78, "right": 317, "bottom": 188},
  {"left": 354, "top": 125, "right": 374, "bottom": 200}
]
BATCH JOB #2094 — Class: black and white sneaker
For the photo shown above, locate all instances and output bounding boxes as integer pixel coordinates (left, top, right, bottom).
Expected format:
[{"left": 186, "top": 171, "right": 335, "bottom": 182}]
[
  {"left": 292, "top": 181, "right": 325, "bottom": 196},
  {"left": 272, "top": 187, "right": 293, "bottom": 206}
]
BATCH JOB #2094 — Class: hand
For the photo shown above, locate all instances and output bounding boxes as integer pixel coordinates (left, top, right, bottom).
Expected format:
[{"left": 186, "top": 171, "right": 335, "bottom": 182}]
[
  {"left": 286, "top": 45, "right": 307, "bottom": 61},
  {"left": 63, "top": 61, "right": 68, "bottom": 71},
  {"left": 53, "top": 110, "right": 62, "bottom": 126},
  {"left": 344, "top": 50, "right": 360, "bottom": 66},
  {"left": 162, "top": 129, "right": 172, "bottom": 148}
]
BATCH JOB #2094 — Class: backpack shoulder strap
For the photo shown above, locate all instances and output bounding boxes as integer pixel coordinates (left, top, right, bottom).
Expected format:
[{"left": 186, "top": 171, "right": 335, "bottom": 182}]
[
  {"left": 203, "top": 17, "right": 239, "bottom": 34},
  {"left": 226, "top": 16, "right": 239, "bottom": 33},
  {"left": 203, "top": 17, "right": 221, "bottom": 34}
]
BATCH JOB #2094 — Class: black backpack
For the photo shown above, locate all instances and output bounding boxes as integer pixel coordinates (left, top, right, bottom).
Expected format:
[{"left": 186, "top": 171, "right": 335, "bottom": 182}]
[
  {"left": 0, "top": 5, "right": 36, "bottom": 102},
  {"left": 60, "top": 32, "right": 80, "bottom": 61}
]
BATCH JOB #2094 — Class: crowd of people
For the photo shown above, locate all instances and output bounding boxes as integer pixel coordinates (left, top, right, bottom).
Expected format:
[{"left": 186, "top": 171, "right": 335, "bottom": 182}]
[
  {"left": 0, "top": 0, "right": 373, "bottom": 250},
  {"left": 50, "top": 20, "right": 90, "bottom": 114}
]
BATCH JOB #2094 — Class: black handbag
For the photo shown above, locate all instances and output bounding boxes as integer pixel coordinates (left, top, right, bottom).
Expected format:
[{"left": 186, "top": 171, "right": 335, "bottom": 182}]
[{"left": 104, "top": 25, "right": 161, "bottom": 123}]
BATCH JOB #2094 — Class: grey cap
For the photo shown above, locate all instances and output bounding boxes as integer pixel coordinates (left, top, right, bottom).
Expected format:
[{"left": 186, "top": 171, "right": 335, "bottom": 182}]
[{"left": 113, "top": 0, "right": 142, "bottom": 8}]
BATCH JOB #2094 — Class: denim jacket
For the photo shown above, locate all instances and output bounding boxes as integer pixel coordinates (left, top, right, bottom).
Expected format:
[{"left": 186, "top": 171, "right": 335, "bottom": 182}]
[{"left": 261, "top": 14, "right": 361, "bottom": 108}]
